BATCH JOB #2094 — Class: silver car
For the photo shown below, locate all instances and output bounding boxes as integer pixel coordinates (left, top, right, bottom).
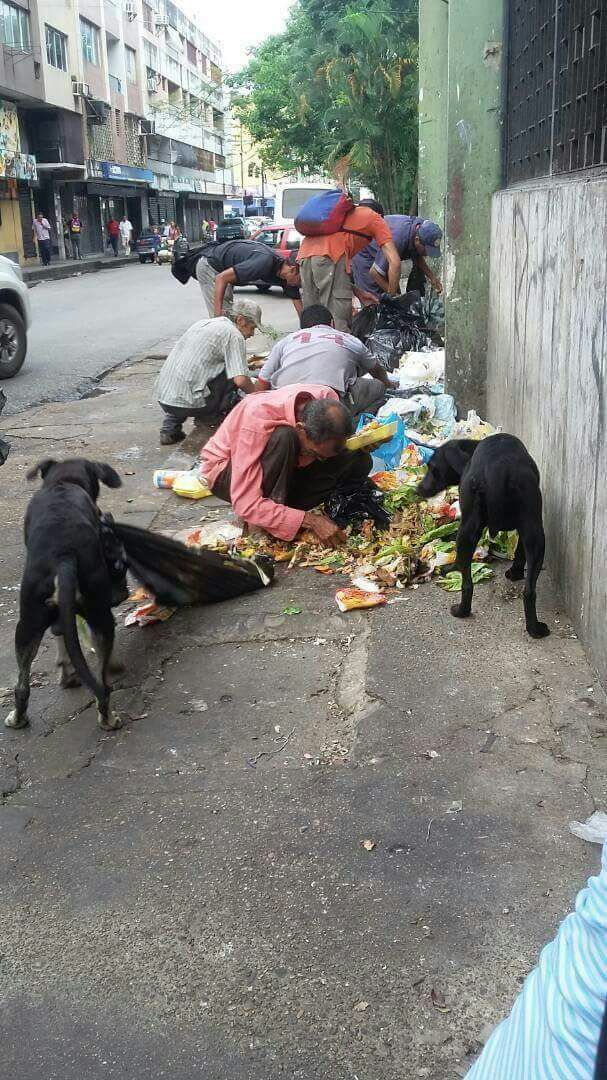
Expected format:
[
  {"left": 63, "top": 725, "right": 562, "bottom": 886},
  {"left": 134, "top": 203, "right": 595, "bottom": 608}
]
[{"left": 0, "top": 254, "right": 31, "bottom": 378}]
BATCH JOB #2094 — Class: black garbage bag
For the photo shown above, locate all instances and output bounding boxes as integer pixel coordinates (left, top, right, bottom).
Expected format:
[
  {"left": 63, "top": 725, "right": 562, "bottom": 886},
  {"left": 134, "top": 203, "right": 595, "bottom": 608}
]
[
  {"left": 0, "top": 388, "right": 9, "bottom": 466},
  {"left": 352, "top": 292, "right": 442, "bottom": 370},
  {"left": 325, "top": 479, "right": 390, "bottom": 531},
  {"left": 112, "top": 521, "right": 274, "bottom": 606}
]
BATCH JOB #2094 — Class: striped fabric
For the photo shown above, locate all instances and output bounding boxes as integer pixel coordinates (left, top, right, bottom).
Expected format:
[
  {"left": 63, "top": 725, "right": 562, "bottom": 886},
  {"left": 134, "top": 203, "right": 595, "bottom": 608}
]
[
  {"left": 467, "top": 842, "right": 607, "bottom": 1079},
  {"left": 156, "top": 317, "right": 247, "bottom": 410}
]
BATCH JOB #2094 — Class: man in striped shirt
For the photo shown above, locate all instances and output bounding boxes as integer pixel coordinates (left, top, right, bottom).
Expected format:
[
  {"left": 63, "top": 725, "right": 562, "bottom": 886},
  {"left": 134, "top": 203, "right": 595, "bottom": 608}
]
[{"left": 156, "top": 299, "right": 262, "bottom": 444}]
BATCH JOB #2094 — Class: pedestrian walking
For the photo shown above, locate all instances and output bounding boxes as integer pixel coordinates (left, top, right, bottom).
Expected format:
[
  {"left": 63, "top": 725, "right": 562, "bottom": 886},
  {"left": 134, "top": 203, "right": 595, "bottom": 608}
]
[
  {"left": 195, "top": 238, "right": 302, "bottom": 319},
  {"left": 69, "top": 211, "right": 84, "bottom": 260},
  {"left": 32, "top": 212, "right": 52, "bottom": 266},
  {"left": 208, "top": 219, "right": 217, "bottom": 240},
  {"left": 106, "top": 217, "right": 120, "bottom": 256},
  {"left": 257, "top": 304, "right": 388, "bottom": 420},
  {"left": 297, "top": 198, "right": 401, "bottom": 332},
  {"left": 156, "top": 299, "right": 263, "bottom": 444},
  {"left": 63, "top": 219, "right": 72, "bottom": 260},
  {"left": 119, "top": 215, "right": 133, "bottom": 255},
  {"left": 352, "top": 213, "right": 443, "bottom": 303}
]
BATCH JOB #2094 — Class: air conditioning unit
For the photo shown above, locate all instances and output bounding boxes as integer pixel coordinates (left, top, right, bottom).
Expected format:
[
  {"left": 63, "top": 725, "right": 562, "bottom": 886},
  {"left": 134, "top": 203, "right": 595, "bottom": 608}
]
[
  {"left": 139, "top": 119, "right": 155, "bottom": 135},
  {"left": 154, "top": 14, "right": 168, "bottom": 27},
  {"left": 147, "top": 76, "right": 158, "bottom": 93},
  {"left": 72, "top": 80, "right": 91, "bottom": 97}
]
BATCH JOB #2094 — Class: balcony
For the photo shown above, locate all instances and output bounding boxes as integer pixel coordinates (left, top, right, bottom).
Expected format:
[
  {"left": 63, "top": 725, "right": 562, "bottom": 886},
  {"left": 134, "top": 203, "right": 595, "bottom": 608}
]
[{"left": 109, "top": 74, "right": 122, "bottom": 95}]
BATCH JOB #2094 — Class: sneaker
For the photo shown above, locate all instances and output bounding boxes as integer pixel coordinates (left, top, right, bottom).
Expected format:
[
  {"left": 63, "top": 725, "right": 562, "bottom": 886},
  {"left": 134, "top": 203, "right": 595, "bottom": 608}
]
[{"left": 159, "top": 429, "right": 186, "bottom": 445}]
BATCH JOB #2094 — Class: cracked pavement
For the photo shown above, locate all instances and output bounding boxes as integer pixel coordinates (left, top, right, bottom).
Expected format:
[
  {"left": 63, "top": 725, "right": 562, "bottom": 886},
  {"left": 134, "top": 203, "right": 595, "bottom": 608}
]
[{"left": 1, "top": 346, "right": 606, "bottom": 1079}]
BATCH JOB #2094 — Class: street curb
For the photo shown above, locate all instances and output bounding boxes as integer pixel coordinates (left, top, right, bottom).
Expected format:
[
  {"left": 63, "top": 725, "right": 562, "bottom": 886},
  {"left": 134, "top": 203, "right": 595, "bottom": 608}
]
[{"left": 24, "top": 256, "right": 137, "bottom": 287}]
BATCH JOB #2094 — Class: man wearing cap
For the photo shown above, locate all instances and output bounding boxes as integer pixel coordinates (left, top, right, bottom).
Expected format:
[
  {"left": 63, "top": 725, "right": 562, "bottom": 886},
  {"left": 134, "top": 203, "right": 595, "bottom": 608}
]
[
  {"left": 156, "top": 299, "right": 264, "bottom": 444},
  {"left": 195, "top": 238, "right": 303, "bottom": 319},
  {"left": 352, "top": 215, "right": 443, "bottom": 304}
]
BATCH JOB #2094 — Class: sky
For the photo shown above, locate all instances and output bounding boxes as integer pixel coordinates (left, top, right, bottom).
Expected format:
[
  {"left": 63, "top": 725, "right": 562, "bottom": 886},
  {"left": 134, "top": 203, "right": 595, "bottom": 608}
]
[{"left": 188, "top": 0, "right": 295, "bottom": 72}]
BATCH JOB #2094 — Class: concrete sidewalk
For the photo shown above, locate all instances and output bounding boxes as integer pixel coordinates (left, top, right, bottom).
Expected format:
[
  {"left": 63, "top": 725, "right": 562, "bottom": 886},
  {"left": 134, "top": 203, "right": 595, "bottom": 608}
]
[
  {"left": 24, "top": 252, "right": 136, "bottom": 285},
  {"left": 0, "top": 357, "right": 605, "bottom": 1080}
]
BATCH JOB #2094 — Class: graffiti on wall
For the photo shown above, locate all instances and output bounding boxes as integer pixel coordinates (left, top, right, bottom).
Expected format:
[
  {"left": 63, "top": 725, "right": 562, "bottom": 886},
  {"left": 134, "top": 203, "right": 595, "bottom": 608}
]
[{"left": 0, "top": 99, "right": 21, "bottom": 154}]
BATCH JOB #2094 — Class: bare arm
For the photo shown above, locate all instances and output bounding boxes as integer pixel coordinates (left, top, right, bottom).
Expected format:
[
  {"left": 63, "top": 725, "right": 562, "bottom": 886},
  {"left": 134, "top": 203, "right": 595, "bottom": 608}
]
[
  {"left": 214, "top": 268, "right": 238, "bottom": 315},
  {"left": 369, "top": 265, "right": 390, "bottom": 295},
  {"left": 380, "top": 239, "right": 402, "bottom": 295},
  {"left": 255, "top": 377, "right": 272, "bottom": 391},
  {"left": 353, "top": 285, "right": 380, "bottom": 306},
  {"left": 292, "top": 297, "right": 303, "bottom": 318},
  {"left": 415, "top": 254, "right": 442, "bottom": 294},
  {"left": 371, "top": 362, "right": 390, "bottom": 387}
]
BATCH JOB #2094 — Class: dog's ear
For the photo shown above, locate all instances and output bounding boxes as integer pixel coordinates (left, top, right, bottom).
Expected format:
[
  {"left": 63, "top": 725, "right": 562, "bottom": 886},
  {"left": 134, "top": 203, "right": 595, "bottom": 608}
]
[
  {"left": 26, "top": 458, "right": 57, "bottom": 481},
  {"left": 443, "top": 442, "right": 474, "bottom": 477},
  {"left": 91, "top": 461, "right": 122, "bottom": 489}
]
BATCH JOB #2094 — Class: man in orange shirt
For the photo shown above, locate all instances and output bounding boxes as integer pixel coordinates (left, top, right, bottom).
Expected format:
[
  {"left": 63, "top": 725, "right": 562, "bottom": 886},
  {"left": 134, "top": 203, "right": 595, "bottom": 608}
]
[{"left": 297, "top": 199, "right": 401, "bottom": 331}]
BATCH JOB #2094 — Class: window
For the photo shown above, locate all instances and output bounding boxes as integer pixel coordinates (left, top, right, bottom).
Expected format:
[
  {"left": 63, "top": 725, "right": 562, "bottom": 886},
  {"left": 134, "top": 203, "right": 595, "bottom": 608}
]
[
  {"left": 115, "top": 108, "right": 121, "bottom": 135},
  {"left": 247, "top": 162, "right": 254, "bottom": 177},
  {"left": 80, "top": 17, "right": 100, "bottom": 65},
  {"left": 0, "top": 0, "right": 31, "bottom": 48},
  {"left": 125, "top": 45, "right": 137, "bottom": 83},
  {"left": 45, "top": 24, "right": 67, "bottom": 70},
  {"left": 215, "top": 153, "right": 225, "bottom": 169},
  {"left": 257, "top": 230, "right": 280, "bottom": 248},
  {"left": 167, "top": 55, "right": 180, "bottom": 83},
  {"left": 142, "top": 2, "right": 154, "bottom": 33},
  {"left": 144, "top": 40, "right": 157, "bottom": 70}
]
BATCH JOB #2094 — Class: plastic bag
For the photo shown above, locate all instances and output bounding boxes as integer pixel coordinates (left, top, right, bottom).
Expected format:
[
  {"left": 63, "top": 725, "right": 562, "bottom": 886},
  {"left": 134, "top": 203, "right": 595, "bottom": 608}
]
[
  {"left": 569, "top": 811, "right": 607, "bottom": 844},
  {"left": 356, "top": 412, "right": 405, "bottom": 471},
  {"left": 325, "top": 478, "right": 391, "bottom": 530}
]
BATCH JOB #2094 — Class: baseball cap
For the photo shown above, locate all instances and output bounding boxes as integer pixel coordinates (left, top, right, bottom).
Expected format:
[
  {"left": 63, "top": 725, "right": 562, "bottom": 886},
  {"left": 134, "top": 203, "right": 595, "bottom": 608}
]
[
  {"left": 417, "top": 220, "right": 442, "bottom": 258},
  {"left": 231, "top": 299, "right": 263, "bottom": 329}
]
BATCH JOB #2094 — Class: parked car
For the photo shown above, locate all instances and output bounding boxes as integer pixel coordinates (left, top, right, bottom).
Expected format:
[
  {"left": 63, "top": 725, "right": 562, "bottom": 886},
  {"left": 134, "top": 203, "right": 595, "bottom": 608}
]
[
  {"left": 135, "top": 229, "right": 161, "bottom": 263},
  {"left": 251, "top": 225, "right": 303, "bottom": 291},
  {"left": 216, "top": 216, "right": 247, "bottom": 241},
  {"left": 0, "top": 254, "right": 31, "bottom": 379}
]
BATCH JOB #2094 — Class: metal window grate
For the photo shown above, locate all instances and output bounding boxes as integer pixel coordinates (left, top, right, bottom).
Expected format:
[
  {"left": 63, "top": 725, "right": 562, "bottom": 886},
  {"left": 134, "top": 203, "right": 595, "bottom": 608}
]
[{"left": 506, "top": 0, "right": 607, "bottom": 182}]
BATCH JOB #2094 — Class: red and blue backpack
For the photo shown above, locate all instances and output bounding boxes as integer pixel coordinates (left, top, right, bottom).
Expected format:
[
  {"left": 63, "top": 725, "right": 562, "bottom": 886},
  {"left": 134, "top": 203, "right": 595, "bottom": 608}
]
[{"left": 294, "top": 189, "right": 356, "bottom": 237}]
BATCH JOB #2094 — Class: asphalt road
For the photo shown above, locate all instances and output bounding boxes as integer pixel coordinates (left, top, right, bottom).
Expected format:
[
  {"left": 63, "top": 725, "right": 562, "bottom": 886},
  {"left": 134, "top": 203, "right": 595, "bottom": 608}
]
[{"left": 2, "top": 264, "right": 295, "bottom": 417}]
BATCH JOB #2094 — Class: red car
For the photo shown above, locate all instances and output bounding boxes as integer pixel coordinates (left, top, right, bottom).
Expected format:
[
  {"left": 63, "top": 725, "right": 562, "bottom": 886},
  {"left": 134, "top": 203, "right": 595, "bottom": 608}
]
[{"left": 251, "top": 225, "right": 303, "bottom": 291}]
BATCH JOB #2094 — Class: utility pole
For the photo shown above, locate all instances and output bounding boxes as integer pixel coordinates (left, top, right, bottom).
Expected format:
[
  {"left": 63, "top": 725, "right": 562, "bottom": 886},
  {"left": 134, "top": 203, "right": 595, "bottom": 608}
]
[
  {"left": 239, "top": 123, "right": 244, "bottom": 192},
  {"left": 261, "top": 166, "right": 265, "bottom": 214}
]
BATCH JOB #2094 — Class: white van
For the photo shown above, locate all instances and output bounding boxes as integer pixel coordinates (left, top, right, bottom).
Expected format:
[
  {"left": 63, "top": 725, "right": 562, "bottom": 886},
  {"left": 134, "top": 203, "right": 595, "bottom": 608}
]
[{"left": 274, "top": 181, "right": 334, "bottom": 225}]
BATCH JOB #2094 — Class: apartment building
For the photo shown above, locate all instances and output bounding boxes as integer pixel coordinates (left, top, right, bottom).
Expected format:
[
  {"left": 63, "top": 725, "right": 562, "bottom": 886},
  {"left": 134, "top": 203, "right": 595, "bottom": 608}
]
[{"left": 0, "top": 0, "right": 231, "bottom": 262}]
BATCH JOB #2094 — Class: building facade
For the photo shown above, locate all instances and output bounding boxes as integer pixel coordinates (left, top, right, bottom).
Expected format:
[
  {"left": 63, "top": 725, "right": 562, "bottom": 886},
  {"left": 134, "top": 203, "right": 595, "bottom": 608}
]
[
  {"left": 419, "top": 0, "right": 607, "bottom": 682},
  {"left": 0, "top": 0, "right": 232, "bottom": 263}
]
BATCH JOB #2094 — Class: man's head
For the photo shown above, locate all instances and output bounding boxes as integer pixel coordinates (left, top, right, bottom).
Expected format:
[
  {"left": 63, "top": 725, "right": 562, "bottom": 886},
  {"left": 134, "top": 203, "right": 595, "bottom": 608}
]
[
  {"left": 300, "top": 305, "right": 333, "bottom": 330},
  {"left": 414, "top": 220, "right": 443, "bottom": 259},
  {"left": 71, "top": 210, "right": 77, "bottom": 217},
  {"left": 277, "top": 254, "right": 301, "bottom": 288},
  {"left": 231, "top": 299, "right": 263, "bottom": 340},
  {"left": 122, "top": 214, "right": 127, "bottom": 221},
  {"left": 296, "top": 398, "right": 353, "bottom": 461},
  {"left": 359, "top": 198, "right": 385, "bottom": 216},
  {"left": 36, "top": 212, "right": 43, "bottom": 222}
]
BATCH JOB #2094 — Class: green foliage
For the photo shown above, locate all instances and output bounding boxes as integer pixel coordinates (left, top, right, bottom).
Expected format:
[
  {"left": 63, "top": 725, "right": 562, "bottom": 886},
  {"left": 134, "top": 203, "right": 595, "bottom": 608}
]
[{"left": 230, "top": 0, "right": 419, "bottom": 212}]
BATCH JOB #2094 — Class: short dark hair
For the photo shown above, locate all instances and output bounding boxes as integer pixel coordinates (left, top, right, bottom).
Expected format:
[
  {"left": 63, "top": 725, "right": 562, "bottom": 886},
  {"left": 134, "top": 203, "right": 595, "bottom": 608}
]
[
  {"left": 300, "top": 304, "right": 333, "bottom": 329},
  {"left": 300, "top": 399, "right": 353, "bottom": 443},
  {"left": 359, "top": 198, "right": 385, "bottom": 217}
]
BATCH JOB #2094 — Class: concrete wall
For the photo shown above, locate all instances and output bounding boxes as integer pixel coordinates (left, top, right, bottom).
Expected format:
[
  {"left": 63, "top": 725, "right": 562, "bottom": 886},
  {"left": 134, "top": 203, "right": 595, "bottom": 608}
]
[
  {"left": 487, "top": 173, "right": 607, "bottom": 680},
  {"left": 418, "top": 0, "right": 448, "bottom": 231},
  {"left": 444, "top": 0, "right": 504, "bottom": 416}
]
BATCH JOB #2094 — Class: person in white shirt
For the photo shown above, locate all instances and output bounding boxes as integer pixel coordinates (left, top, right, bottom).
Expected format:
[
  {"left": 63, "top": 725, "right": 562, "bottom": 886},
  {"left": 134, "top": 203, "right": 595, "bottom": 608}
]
[
  {"left": 257, "top": 304, "right": 389, "bottom": 419},
  {"left": 119, "top": 216, "right": 133, "bottom": 255},
  {"left": 32, "top": 213, "right": 52, "bottom": 266}
]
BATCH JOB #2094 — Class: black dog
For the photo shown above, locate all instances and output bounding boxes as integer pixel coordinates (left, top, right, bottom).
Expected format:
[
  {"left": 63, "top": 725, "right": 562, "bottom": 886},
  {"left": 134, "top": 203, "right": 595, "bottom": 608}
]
[
  {"left": 5, "top": 458, "right": 124, "bottom": 732},
  {"left": 417, "top": 434, "right": 549, "bottom": 638}
]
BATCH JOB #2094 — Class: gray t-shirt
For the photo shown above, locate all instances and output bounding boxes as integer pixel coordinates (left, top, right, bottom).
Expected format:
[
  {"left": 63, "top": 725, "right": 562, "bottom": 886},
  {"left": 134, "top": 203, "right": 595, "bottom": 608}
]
[
  {"left": 259, "top": 325, "right": 376, "bottom": 394},
  {"left": 352, "top": 215, "right": 423, "bottom": 297}
]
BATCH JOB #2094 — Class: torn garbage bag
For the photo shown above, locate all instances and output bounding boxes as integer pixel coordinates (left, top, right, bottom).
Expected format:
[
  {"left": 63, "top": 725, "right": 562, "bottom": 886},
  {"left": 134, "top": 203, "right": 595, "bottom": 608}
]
[
  {"left": 325, "top": 479, "right": 391, "bottom": 530},
  {"left": 112, "top": 521, "right": 274, "bottom": 606}
]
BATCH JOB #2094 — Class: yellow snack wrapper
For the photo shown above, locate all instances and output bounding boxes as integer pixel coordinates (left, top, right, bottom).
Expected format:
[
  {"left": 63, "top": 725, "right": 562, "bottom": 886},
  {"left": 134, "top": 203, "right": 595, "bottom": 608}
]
[
  {"left": 335, "top": 588, "right": 387, "bottom": 613},
  {"left": 172, "top": 473, "right": 212, "bottom": 500}
]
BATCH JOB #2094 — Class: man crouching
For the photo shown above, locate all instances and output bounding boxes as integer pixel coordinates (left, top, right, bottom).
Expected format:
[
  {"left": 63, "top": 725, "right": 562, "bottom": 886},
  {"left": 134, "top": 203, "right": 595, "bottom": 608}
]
[{"left": 200, "top": 385, "right": 371, "bottom": 546}]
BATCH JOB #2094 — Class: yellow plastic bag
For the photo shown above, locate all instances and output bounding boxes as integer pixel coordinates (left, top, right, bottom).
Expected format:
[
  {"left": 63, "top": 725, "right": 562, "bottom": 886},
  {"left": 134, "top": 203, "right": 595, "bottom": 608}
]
[{"left": 172, "top": 473, "right": 212, "bottom": 500}]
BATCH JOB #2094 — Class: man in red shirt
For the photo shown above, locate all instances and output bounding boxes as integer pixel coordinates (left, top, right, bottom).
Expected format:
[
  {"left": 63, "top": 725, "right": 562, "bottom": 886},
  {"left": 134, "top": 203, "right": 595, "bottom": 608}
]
[
  {"left": 106, "top": 217, "right": 120, "bottom": 257},
  {"left": 200, "top": 383, "right": 372, "bottom": 544},
  {"left": 297, "top": 200, "right": 401, "bottom": 331}
]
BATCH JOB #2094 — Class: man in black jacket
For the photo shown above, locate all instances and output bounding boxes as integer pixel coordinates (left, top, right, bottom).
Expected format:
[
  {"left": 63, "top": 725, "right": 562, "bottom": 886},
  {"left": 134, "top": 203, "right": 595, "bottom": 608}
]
[{"left": 195, "top": 239, "right": 302, "bottom": 319}]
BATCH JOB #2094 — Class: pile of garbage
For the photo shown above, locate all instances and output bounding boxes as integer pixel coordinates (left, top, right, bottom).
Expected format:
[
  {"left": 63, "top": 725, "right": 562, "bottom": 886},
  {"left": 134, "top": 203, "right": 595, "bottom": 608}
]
[{"left": 352, "top": 292, "right": 444, "bottom": 368}]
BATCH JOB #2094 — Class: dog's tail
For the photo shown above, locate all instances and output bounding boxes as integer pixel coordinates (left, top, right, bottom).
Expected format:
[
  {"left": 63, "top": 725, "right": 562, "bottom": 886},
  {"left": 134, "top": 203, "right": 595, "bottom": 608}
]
[{"left": 57, "top": 558, "right": 104, "bottom": 700}]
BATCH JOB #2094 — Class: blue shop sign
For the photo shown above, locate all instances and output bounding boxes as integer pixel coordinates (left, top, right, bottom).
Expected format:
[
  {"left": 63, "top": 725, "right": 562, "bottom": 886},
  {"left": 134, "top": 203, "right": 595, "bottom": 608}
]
[{"left": 100, "top": 161, "right": 154, "bottom": 183}]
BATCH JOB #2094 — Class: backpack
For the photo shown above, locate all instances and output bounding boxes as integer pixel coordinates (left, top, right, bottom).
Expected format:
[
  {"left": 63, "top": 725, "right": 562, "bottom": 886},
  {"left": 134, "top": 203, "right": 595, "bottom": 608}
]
[
  {"left": 295, "top": 189, "right": 356, "bottom": 237},
  {"left": 294, "top": 189, "right": 375, "bottom": 242},
  {"left": 171, "top": 241, "right": 216, "bottom": 284}
]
